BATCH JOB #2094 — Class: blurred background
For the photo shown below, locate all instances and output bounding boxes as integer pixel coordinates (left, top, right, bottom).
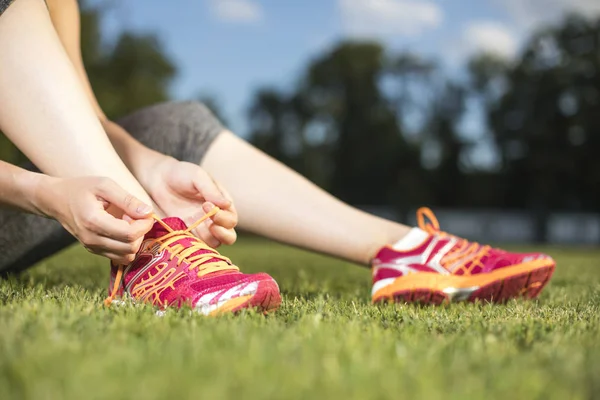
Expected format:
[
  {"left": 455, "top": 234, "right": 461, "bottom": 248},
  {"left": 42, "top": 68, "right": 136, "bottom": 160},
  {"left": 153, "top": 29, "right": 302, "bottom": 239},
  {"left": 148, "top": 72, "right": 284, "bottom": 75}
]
[{"left": 1, "top": 0, "right": 599, "bottom": 244}]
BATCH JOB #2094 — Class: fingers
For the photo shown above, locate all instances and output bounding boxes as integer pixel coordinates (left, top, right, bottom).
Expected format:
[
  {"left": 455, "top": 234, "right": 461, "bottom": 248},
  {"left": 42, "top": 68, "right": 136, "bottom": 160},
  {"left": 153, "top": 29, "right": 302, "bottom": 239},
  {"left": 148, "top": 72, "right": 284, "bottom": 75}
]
[
  {"left": 190, "top": 217, "right": 236, "bottom": 248},
  {"left": 83, "top": 235, "right": 143, "bottom": 264},
  {"left": 91, "top": 251, "right": 136, "bottom": 265},
  {"left": 193, "top": 198, "right": 238, "bottom": 247},
  {"left": 95, "top": 178, "right": 153, "bottom": 218},
  {"left": 215, "top": 180, "right": 237, "bottom": 214},
  {"left": 83, "top": 211, "right": 154, "bottom": 243},
  {"left": 192, "top": 170, "right": 230, "bottom": 209},
  {"left": 79, "top": 206, "right": 154, "bottom": 264},
  {"left": 203, "top": 234, "right": 221, "bottom": 249},
  {"left": 209, "top": 223, "right": 237, "bottom": 246},
  {"left": 190, "top": 219, "right": 220, "bottom": 248},
  {"left": 202, "top": 202, "right": 237, "bottom": 229}
]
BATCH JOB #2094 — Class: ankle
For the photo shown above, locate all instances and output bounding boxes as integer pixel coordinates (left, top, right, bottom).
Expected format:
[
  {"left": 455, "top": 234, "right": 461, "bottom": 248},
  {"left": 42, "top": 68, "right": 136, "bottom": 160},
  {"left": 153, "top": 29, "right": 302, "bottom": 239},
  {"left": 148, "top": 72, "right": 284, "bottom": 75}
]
[{"left": 362, "top": 224, "right": 412, "bottom": 266}]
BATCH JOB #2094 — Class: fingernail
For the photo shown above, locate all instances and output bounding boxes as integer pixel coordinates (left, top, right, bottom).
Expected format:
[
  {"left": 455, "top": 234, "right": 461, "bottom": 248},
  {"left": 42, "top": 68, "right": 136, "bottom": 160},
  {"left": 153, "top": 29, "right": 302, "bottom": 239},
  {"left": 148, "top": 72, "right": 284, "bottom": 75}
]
[{"left": 137, "top": 204, "right": 152, "bottom": 214}]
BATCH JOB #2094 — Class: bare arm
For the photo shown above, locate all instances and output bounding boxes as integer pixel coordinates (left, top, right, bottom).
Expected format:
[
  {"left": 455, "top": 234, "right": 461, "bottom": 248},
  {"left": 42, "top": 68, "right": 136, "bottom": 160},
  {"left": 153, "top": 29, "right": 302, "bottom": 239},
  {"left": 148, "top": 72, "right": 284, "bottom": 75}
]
[
  {"left": 0, "top": 158, "right": 155, "bottom": 264},
  {"left": 0, "top": 160, "right": 50, "bottom": 216}
]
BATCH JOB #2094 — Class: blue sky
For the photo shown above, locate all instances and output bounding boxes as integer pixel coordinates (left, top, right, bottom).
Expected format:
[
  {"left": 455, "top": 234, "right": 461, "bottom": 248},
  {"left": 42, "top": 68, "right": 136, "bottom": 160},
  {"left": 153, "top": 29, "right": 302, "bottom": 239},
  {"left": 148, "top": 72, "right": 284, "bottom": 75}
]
[{"left": 94, "top": 0, "right": 600, "bottom": 141}]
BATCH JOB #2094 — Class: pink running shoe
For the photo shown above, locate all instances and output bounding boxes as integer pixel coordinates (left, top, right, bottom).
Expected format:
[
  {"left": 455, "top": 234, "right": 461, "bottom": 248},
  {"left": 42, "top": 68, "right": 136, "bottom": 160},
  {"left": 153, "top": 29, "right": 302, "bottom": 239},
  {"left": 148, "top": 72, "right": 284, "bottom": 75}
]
[
  {"left": 104, "top": 208, "right": 281, "bottom": 315},
  {"left": 371, "top": 208, "right": 556, "bottom": 304}
]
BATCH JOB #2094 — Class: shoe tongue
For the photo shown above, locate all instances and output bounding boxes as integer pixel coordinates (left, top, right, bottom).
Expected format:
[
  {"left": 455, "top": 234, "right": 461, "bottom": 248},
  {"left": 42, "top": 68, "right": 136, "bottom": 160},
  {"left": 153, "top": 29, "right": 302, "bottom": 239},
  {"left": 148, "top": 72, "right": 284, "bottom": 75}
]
[
  {"left": 146, "top": 217, "right": 188, "bottom": 239},
  {"left": 146, "top": 217, "right": 229, "bottom": 267}
]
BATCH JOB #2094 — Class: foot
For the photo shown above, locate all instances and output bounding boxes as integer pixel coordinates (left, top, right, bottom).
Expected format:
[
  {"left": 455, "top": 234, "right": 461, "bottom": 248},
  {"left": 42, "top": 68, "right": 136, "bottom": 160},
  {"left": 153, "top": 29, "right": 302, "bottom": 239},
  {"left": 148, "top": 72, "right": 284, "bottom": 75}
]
[
  {"left": 371, "top": 208, "right": 555, "bottom": 304},
  {"left": 104, "top": 208, "right": 281, "bottom": 315}
]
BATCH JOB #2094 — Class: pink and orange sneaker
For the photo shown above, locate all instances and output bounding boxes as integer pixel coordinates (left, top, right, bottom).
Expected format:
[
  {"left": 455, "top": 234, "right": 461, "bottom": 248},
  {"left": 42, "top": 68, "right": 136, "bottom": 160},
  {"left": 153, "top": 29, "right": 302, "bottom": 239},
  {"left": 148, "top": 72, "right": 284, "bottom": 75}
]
[
  {"left": 371, "top": 208, "right": 555, "bottom": 304},
  {"left": 104, "top": 208, "right": 281, "bottom": 315}
]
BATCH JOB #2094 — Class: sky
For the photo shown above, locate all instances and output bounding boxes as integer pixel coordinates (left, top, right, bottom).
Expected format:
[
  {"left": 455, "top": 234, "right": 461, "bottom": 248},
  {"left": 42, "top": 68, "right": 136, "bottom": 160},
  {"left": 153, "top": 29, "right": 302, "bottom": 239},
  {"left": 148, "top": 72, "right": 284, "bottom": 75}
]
[{"left": 93, "top": 0, "right": 600, "bottom": 140}]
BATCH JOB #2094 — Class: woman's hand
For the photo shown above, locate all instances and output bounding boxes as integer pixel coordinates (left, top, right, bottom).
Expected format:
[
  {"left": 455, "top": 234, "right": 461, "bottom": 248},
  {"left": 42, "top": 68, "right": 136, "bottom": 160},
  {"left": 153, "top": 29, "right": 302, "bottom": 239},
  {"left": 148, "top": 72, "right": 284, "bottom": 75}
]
[
  {"left": 36, "top": 176, "right": 155, "bottom": 264},
  {"left": 144, "top": 157, "right": 238, "bottom": 248}
]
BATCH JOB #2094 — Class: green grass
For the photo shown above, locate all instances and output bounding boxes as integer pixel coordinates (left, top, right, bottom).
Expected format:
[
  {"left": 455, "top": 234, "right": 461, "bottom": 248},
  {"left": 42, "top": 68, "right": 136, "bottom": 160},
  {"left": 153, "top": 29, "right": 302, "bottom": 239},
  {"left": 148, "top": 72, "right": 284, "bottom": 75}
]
[{"left": 1, "top": 238, "right": 599, "bottom": 400}]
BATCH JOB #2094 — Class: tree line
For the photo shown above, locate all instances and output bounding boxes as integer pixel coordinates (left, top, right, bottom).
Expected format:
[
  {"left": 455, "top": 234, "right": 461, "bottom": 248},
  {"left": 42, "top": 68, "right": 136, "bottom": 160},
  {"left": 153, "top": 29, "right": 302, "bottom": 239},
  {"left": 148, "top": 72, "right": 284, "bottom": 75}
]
[
  {"left": 249, "top": 15, "right": 600, "bottom": 215},
  {"left": 1, "top": 3, "right": 598, "bottom": 215}
]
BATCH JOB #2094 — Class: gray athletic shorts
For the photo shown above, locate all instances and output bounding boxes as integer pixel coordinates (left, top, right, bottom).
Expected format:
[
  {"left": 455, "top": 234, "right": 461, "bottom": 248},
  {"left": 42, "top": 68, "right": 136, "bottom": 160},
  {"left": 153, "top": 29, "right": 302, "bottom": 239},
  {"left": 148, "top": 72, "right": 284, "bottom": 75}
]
[
  {"left": 0, "top": 101, "right": 225, "bottom": 274},
  {"left": 0, "top": 0, "right": 16, "bottom": 16}
]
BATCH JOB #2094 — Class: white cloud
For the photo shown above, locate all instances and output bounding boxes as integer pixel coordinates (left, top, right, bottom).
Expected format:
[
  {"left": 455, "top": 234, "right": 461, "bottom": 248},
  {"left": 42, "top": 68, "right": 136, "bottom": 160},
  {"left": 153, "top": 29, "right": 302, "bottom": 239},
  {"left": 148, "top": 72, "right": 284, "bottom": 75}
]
[
  {"left": 208, "top": 0, "right": 264, "bottom": 24},
  {"left": 338, "top": 0, "right": 443, "bottom": 38},
  {"left": 497, "top": 0, "right": 600, "bottom": 30},
  {"left": 451, "top": 0, "right": 600, "bottom": 64},
  {"left": 462, "top": 21, "right": 518, "bottom": 59}
]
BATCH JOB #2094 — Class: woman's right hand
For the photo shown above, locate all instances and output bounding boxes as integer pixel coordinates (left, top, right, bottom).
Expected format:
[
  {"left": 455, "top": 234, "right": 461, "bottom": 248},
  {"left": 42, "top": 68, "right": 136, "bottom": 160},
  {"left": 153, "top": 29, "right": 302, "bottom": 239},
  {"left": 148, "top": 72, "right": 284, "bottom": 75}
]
[{"left": 36, "top": 176, "right": 155, "bottom": 264}]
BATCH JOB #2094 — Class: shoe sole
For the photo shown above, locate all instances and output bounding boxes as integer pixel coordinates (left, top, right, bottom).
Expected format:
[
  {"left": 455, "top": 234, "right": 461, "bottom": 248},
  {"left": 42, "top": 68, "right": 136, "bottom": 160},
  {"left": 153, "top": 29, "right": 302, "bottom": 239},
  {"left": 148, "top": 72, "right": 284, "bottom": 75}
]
[
  {"left": 110, "top": 279, "right": 282, "bottom": 316},
  {"left": 372, "top": 259, "right": 555, "bottom": 305},
  {"left": 209, "top": 279, "right": 282, "bottom": 316}
]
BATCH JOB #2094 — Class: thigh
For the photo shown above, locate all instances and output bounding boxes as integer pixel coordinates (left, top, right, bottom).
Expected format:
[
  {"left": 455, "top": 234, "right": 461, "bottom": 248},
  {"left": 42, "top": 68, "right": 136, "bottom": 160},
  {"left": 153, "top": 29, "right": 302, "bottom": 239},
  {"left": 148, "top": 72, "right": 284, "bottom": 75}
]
[
  {"left": 0, "top": 0, "right": 17, "bottom": 17},
  {"left": 116, "top": 101, "right": 226, "bottom": 164}
]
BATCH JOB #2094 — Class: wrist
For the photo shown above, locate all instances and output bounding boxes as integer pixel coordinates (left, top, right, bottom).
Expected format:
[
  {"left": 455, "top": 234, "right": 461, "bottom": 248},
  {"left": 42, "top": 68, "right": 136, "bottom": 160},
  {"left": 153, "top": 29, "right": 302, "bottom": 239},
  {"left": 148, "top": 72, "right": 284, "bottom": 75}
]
[
  {"left": 28, "top": 174, "right": 61, "bottom": 218},
  {"left": 138, "top": 154, "right": 176, "bottom": 195},
  {"left": 101, "top": 118, "right": 166, "bottom": 187}
]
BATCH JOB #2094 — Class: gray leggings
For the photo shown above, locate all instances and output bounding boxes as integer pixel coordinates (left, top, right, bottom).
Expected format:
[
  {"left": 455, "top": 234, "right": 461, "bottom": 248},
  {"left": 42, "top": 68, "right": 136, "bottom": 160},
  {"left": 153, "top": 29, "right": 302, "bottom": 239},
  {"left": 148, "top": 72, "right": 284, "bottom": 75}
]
[
  {"left": 0, "top": 101, "right": 224, "bottom": 274},
  {"left": 0, "top": 0, "right": 16, "bottom": 17}
]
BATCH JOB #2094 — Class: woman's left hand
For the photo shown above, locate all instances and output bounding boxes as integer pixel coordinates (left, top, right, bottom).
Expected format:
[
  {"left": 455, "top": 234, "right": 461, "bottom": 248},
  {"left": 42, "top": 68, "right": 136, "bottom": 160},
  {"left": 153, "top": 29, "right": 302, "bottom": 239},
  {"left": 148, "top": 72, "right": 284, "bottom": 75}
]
[{"left": 145, "top": 157, "right": 238, "bottom": 248}]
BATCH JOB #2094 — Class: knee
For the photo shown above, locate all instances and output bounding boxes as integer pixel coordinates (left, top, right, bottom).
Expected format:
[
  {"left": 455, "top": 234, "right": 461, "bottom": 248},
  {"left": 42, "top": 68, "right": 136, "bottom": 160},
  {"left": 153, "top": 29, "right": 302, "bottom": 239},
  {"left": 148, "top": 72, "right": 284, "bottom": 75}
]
[
  {"left": 169, "top": 101, "right": 214, "bottom": 122},
  {"left": 155, "top": 101, "right": 226, "bottom": 161},
  {"left": 165, "top": 101, "right": 225, "bottom": 137},
  {"left": 117, "top": 100, "right": 226, "bottom": 162},
  {"left": 126, "top": 100, "right": 222, "bottom": 131}
]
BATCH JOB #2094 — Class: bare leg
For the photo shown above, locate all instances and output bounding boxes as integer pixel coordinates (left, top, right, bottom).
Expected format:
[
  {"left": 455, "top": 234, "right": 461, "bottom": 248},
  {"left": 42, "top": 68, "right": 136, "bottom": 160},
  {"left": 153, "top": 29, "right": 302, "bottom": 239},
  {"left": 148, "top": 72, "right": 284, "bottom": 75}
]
[
  {"left": 0, "top": 0, "right": 150, "bottom": 204},
  {"left": 201, "top": 132, "right": 410, "bottom": 266}
]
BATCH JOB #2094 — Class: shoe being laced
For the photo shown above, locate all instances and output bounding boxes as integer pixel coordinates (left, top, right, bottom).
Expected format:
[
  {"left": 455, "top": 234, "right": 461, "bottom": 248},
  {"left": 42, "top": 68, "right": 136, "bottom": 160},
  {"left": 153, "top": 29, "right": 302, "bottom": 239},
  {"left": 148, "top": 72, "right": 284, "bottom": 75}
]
[{"left": 105, "top": 207, "right": 281, "bottom": 315}]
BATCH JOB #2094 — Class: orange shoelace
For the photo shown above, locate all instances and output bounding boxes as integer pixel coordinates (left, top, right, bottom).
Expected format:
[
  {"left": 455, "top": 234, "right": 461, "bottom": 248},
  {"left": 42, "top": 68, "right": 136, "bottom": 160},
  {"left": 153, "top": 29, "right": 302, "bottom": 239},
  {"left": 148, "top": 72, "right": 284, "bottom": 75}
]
[
  {"left": 416, "top": 207, "right": 490, "bottom": 274},
  {"left": 104, "top": 207, "right": 239, "bottom": 306}
]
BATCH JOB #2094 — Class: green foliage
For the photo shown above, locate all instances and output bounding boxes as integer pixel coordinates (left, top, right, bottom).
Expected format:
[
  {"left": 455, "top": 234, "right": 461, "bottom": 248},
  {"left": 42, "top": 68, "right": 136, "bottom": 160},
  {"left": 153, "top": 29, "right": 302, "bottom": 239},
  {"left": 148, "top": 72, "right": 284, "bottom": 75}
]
[
  {"left": 249, "top": 16, "right": 600, "bottom": 214},
  {"left": 249, "top": 43, "right": 423, "bottom": 207},
  {"left": 2, "top": 6, "right": 599, "bottom": 215},
  {"left": 247, "top": 41, "right": 474, "bottom": 209},
  {"left": 488, "top": 15, "right": 600, "bottom": 211},
  {"left": 0, "top": 135, "right": 25, "bottom": 165},
  {"left": 80, "top": 3, "right": 176, "bottom": 119},
  {"left": 0, "top": 239, "right": 599, "bottom": 399}
]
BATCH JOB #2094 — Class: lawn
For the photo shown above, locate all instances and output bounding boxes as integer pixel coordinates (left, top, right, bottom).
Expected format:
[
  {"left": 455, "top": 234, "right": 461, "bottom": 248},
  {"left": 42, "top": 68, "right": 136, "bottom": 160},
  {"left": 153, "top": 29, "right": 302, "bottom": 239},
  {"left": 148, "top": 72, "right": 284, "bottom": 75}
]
[{"left": 0, "top": 238, "right": 599, "bottom": 400}]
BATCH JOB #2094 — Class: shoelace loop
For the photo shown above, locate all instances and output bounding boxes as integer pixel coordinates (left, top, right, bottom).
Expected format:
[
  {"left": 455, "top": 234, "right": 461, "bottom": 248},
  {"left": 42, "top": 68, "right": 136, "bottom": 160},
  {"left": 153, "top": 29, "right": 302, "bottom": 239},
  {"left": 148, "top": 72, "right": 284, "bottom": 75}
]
[
  {"left": 416, "top": 207, "right": 490, "bottom": 274},
  {"left": 416, "top": 207, "right": 441, "bottom": 235},
  {"left": 104, "top": 207, "right": 238, "bottom": 306}
]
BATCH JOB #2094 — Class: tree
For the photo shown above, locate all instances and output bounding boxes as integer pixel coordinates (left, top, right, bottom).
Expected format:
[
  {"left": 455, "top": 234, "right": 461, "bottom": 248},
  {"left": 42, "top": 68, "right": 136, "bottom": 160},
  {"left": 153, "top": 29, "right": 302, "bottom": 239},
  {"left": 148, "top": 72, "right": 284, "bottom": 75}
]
[
  {"left": 248, "top": 89, "right": 298, "bottom": 171},
  {"left": 250, "top": 42, "right": 423, "bottom": 206},
  {"left": 80, "top": 0, "right": 176, "bottom": 119},
  {"left": 248, "top": 17, "right": 600, "bottom": 214},
  {"left": 423, "top": 81, "right": 470, "bottom": 207},
  {"left": 386, "top": 52, "right": 437, "bottom": 136},
  {"left": 488, "top": 15, "right": 600, "bottom": 212}
]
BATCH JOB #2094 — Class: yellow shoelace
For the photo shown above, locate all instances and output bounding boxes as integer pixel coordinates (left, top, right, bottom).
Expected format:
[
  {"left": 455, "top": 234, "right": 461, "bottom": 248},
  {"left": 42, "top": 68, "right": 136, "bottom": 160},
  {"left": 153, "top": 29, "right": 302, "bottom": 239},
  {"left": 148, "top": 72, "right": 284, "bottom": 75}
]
[
  {"left": 416, "top": 207, "right": 490, "bottom": 274},
  {"left": 104, "top": 207, "right": 239, "bottom": 306}
]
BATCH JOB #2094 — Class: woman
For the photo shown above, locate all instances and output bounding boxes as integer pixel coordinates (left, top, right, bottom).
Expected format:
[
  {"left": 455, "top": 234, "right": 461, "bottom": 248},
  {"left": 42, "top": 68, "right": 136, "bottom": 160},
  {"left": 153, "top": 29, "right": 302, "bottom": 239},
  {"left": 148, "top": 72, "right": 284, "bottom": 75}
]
[{"left": 0, "top": 0, "right": 555, "bottom": 314}]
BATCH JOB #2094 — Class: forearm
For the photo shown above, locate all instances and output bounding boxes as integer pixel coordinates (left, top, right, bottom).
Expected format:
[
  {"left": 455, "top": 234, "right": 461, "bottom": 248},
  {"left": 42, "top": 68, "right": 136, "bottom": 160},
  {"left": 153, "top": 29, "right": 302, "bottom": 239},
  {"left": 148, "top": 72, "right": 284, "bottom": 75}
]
[
  {"left": 0, "top": 0, "right": 150, "bottom": 203},
  {"left": 0, "top": 160, "right": 53, "bottom": 217},
  {"left": 101, "top": 119, "right": 167, "bottom": 186}
]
